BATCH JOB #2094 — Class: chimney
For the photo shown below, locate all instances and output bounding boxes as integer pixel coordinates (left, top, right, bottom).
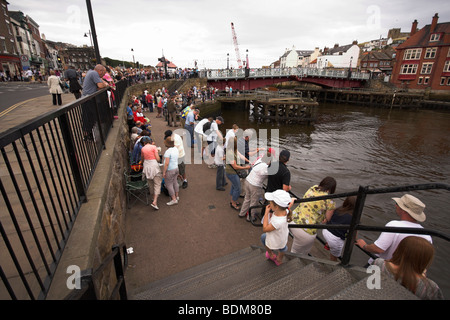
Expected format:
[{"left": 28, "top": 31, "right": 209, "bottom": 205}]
[
  {"left": 410, "top": 19, "right": 418, "bottom": 37},
  {"left": 431, "top": 13, "right": 439, "bottom": 32},
  {"left": 334, "top": 43, "right": 339, "bottom": 48}
]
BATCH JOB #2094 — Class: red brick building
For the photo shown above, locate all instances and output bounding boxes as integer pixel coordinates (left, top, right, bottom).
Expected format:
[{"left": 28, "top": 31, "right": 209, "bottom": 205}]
[{"left": 391, "top": 13, "right": 450, "bottom": 91}]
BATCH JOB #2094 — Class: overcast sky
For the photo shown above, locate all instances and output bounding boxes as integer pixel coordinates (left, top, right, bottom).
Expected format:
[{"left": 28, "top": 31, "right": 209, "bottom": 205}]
[{"left": 7, "top": 0, "right": 450, "bottom": 69}]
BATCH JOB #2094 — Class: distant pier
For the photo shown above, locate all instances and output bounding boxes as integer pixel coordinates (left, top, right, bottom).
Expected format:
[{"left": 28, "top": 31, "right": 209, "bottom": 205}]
[{"left": 216, "top": 92, "right": 318, "bottom": 124}]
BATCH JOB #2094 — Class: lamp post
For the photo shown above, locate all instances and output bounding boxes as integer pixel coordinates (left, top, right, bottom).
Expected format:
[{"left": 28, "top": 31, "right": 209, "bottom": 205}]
[
  {"left": 85, "top": 0, "right": 101, "bottom": 65},
  {"left": 227, "top": 53, "right": 229, "bottom": 69},
  {"left": 84, "top": 30, "right": 93, "bottom": 47},
  {"left": 131, "top": 48, "right": 135, "bottom": 68}
]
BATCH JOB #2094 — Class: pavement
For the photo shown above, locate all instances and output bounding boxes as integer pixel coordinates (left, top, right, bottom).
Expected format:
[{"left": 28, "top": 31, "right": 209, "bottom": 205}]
[
  {"left": 124, "top": 106, "right": 329, "bottom": 297},
  {"left": 124, "top": 109, "right": 265, "bottom": 295},
  {"left": 0, "top": 89, "right": 76, "bottom": 134}
]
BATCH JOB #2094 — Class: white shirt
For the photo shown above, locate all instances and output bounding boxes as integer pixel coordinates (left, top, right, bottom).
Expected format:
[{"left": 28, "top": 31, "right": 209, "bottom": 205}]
[
  {"left": 214, "top": 144, "right": 224, "bottom": 165},
  {"left": 246, "top": 159, "right": 268, "bottom": 187},
  {"left": 172, "top": 133, "right": 185, "bottom": 158},
  {"left": 266, "top": 213, "right": 289, "bottom": 250},
  {"left": 224, "top": 129, "right": 236, "bottom": 149},
  {"left": 207, "top": 121, "right": 219, "bottom": 142},
  {"left": 370, "top": 220, "right": 432, "bottom": 263},
  {"left": 194, "top": 118, "right": 209, "bottom": 135}
]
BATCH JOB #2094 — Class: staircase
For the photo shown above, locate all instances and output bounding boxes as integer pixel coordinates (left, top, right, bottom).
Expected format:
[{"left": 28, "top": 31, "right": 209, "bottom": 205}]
[{"left": 130, "top": 246, "right": 418, "bottom": 300}]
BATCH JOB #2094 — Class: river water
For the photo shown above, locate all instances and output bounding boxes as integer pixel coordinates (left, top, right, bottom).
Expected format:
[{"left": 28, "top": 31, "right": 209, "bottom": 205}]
[{"left": 221, "top": 102, "right": 450, "bottom": 298}]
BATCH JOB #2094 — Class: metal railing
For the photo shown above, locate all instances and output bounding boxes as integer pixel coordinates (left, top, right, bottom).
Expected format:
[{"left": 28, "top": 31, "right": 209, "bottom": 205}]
[
  {"left": 0, "top": 80, "right": 129, "bottom": 300},
  {"left": 200, "top": 67, "right": 370, "bottom": 81},
  {"left": 64, "top": 243, "right": 128, "bottom": 300},
  {"left": 250, "top": 183, "right": 450, "bottom": 266}
]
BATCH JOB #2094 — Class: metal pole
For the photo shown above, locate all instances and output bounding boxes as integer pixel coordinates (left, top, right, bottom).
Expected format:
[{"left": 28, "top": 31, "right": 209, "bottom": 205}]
[{"left": 86, "top": 0, "right": 101, "bottom": 65}]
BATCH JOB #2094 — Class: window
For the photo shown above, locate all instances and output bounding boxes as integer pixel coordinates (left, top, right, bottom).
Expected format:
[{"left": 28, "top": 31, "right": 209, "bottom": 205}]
[
  {"left": 448, "top": 48, "right": 450, "bottom": 57},
  {"left": 403, "top": 48, "right": 422, "bottom": 60},
  {"left": 430, "top": 33, "right": 440, "bottom": 42},
  {"left": 418, "top": 77, "right": 423, "bottom": 84},
  {"left": 444, "top": 61, "right": 450, "bottom": 73},
  {"left": 424, "top": 77, "right": 430, "bottom": 84},
  {"left": 447, "top": 78, "right": 450, "bottom": 86},
  {"left": 425, "top": 47, "right": 437, "bottom": 59},
  {"left": 421, "top": 62, "right": 433, "bottom": 74},
  {"left": 400, "top": 64, "right": 418, "bottom": 74},
  {"left": 441, "top": 77, "right": 446, "bottom": 85}
]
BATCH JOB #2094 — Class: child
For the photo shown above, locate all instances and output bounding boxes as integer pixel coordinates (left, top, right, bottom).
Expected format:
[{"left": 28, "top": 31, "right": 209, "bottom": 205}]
[
  {"left": 214, "top": 139, "right": 226, "bottom": 191},
  {"left": 261, "top": 190, "right": 295, "bottom": 266}
]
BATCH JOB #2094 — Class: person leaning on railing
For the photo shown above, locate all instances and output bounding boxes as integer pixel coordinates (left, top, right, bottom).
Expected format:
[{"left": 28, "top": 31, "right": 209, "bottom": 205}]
[{"left": 355, "top": 194, "right": 432, "bottom": 265}]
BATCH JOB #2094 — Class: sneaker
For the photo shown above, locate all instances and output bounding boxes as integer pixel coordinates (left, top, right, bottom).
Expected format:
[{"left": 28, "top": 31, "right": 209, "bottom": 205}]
[
  {"left": 182, "top": 181, "right": 188, "bottom": 189},
  {"left": 166, "top": 199, "right": 178, "bottom": 206},
  {"left": 151, "top": 203, "right": 159, "bottom": 210}
]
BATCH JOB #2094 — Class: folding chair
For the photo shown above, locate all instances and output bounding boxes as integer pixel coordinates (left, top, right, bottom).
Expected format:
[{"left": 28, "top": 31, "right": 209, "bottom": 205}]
[{"left": 124, "top": 170, "right": 149, "bottom": 208}]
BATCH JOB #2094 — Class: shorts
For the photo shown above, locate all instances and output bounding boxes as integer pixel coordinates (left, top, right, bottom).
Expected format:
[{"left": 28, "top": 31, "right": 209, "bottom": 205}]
[{"left": 178, "top": 160, "right": 185, "bottom": 176}]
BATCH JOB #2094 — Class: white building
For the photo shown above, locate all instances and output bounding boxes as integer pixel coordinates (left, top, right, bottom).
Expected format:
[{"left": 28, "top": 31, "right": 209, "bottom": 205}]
[
  {"left": 317, "top": 42, "right": 360, "bottom": 69},
  {"left": 280, "top": 46, "right": 321, "bottom": 68}
]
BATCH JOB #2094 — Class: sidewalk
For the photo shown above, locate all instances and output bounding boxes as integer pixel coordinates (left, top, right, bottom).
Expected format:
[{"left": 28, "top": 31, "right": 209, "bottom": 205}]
[
  {"left": 0, "top": 92, "right": 76, "bottom": 134},
  {"left": 124, "top": 109, "right": 265, "bottom": 295}
]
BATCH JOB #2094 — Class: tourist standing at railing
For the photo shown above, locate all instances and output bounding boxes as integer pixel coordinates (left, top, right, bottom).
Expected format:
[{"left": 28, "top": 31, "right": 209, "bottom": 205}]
[
  {"left": 64, "top": 66, "right": 82, "bottom": 99},
  {"left": 289, "top": 177, "right": 337, "bottom": 255},
  {"left": 226, "top": 136, "right": 251, "bottom": 211},
  {"left": 356, "top": 194, "right": 432, "bottom": 265},
  {"left": 371, "top": 236, "right": 444, "bottom": 300},
  {"left": 47, "top": 70, "right": 63, "bottom": 106}
]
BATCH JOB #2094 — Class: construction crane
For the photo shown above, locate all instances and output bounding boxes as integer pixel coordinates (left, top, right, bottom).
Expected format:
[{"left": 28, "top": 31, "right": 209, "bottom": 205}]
[{"left": 231, "top": 22, "right": 243, "bottom": 68}]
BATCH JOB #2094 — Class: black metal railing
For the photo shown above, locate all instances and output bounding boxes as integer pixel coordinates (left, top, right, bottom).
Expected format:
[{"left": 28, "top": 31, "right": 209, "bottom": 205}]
[
  {"left": 64, "top": 243, "right": 128, "bottom": 300},
  {"left": 250, "top": 183, "right": 450, "bottom": 266},
  {"left": 0, "top": 80, "right": 129, "bottom": 300}
]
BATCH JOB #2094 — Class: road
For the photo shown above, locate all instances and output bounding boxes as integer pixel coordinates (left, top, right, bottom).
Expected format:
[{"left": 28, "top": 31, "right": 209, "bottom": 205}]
[{"left": 0, "top": 81, "right": 50, "bottom": 112}]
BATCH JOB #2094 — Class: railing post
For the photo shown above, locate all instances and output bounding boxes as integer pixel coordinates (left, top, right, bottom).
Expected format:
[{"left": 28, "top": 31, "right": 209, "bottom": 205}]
[
  {"left": 58, "top": 113, "right": 87, "bottom": 202},
  {"left": 340, "top": 185, "right": 368, "bottom": 266}
]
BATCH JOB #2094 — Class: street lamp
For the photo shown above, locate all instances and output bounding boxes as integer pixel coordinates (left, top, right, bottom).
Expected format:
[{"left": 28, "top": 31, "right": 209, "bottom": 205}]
[
  {"left": 84, "top": 30, "right": 93, "bottom": 47},
  {"left": 227, "top": 53, "right": 229, "bottom": 69},
  {"left": 85, "top": 0, "right": 101, "bottom": 65},
  {"left": 131, "top": 48, "right": 135, "bottom": 68}
]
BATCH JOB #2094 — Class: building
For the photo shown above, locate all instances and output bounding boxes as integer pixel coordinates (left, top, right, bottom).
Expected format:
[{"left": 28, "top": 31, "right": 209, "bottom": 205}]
[
  {"left": 280, "top": 46, "right": 317, "bottom": 68},
  {"left": 0, "top": 0, "right": 21, "bottom": 79},
  {"left": 391, "top": 13, "right": 450, "bottom": 91},
  {"left": 360, "top": 48, "right": 396, "bottom": 76},
  {"left": 316, "top": 42, "right": 360, "bottom": 69},
  {"left": 9, "top": 10, "right": 45, "bottom": 73}
]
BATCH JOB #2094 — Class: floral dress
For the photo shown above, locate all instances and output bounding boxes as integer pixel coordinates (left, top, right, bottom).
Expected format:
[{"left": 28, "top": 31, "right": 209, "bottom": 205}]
[{"left": 291, "top": 185, "right": 336, "bottom": 235}]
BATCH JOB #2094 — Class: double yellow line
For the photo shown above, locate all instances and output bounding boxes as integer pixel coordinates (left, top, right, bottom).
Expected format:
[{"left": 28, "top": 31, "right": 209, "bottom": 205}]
[{"left": 0, "top": 97, "right": 39, "bottom": 118}]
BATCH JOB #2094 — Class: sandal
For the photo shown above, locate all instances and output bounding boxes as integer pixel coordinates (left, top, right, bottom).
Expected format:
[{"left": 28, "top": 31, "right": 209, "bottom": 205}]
[
  {"left": 265, "top": 251, "right": 276, "bottom": 260},
  {"left": 269, "top": 254, "right": 282, "bottom": 266},
  {"left": 230, "top": 203, "right": 240, "bottom": 210}
]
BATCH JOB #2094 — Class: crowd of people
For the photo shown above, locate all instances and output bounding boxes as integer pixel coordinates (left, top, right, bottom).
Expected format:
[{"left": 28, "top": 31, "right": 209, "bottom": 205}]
[{"left": 126, "top": 85, "right": 444, "bottom": 300}]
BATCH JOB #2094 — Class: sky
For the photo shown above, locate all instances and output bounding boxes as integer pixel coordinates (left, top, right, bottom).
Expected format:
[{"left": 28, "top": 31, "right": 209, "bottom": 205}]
[{"left": 7, "top": 0, "right": 450, "bottom": 69}]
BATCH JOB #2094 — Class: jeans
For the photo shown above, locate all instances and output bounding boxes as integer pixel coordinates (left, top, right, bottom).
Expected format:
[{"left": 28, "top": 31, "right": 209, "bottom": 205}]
[
  {"left": 226, "top": 173, "right": 241, "bottom": 202},
  {"left": 216, "top": 165, "right": 226, "bottom": 189},
  {"left": 185, "top": 124, "right": 194, "bottom": 147}
]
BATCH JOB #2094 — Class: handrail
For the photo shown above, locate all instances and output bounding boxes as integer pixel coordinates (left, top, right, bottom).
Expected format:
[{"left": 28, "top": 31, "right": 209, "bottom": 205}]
[
  {"left": 64, "top": 243, "right": 128, "bottom": 300},
  {"left": 248, "top": 183, "right": 450, "bottom": 266}
]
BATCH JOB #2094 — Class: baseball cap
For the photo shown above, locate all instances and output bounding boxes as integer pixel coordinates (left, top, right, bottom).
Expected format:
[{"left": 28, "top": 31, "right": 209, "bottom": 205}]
[{"left": 265, "top": 190, "right": 291, "bottom": 208}]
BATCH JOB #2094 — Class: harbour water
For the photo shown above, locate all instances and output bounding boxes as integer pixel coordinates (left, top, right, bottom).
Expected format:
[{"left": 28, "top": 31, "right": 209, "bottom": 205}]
[{"left": 221, "top": 101, "right": 450, "bottom": 298}]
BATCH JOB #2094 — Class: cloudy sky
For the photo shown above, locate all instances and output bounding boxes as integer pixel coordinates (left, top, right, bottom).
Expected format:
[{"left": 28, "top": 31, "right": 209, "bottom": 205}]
[{"left": 7, "top": 0, "right": 450, "bottom": 69}]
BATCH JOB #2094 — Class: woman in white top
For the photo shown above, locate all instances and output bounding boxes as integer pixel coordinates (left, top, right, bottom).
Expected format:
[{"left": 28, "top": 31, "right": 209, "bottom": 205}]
[
  {"left": 239, "top": 152, "right": 272, "bottom": 221},
  {"left": 47, "top": 70, "right": 64, "bottom": 105}
]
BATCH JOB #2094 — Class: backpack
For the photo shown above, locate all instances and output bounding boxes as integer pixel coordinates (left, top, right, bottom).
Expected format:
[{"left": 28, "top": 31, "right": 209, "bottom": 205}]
[
  {"left": 181, "top": 106, "right": 191, "bottom": 119},
  {"left": 203, "top": 120, "right": 212, "bottom": 133}
]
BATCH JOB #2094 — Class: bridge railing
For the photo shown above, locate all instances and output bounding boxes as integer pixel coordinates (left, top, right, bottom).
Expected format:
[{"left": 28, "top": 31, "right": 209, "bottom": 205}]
[{"left": 201, "top": 67, "right": 370, "bottom": 81}]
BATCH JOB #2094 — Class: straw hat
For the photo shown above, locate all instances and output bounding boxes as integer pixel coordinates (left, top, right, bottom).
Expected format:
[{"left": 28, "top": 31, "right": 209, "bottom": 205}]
[{"left": 392, "top": 194, "right": 426, "bottom": 222}]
